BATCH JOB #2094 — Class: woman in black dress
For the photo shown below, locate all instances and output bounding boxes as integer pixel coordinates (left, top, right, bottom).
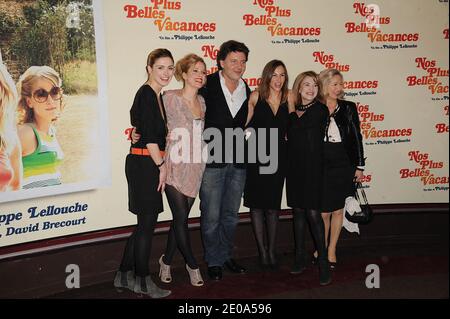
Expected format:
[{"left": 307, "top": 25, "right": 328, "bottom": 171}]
[
  {"left": 114, "top": 49, "right": 174, "bottom": 298},
  {"left": 287, "top": 71, "right": 331, "bottom": 285},
  {"left": 317, "top": 68, "right": 365, "bottom": 269},
  {"left": 244, "top": 60, "right": 289, "bottom": 269}
]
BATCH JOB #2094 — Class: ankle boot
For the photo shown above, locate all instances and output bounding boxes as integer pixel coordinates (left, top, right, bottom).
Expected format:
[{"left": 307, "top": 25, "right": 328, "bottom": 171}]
[
  {"left": 318, "top": 258, "right": 332, "bottom": 286},
  {"left": 158, "top": 254, "right": 172, "bottom": 283},
  {"left": 290, "top": 253, "right": 306, "bottom": 275},
  {"left": 113, "top": 270, "right": 135, "bottom": 292},
  {"left": 134, "top": 275, "right": 171, "bottom": 298},
  {"left": 186, "top": 264, "right": 204, "bottom": 287}
]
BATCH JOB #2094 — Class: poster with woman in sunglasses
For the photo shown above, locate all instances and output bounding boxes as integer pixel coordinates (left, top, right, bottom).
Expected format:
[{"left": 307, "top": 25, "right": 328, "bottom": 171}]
[
  {"left": 0, "top": 0, "right": 109, "bottom": 203},
  {"left": 16, "top": 66, "right": 64, "bottom": 189}
]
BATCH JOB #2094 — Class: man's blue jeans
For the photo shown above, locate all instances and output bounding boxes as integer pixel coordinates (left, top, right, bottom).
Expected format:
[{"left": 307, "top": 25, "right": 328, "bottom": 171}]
[{"left": 200, "top": 164, "right": 246, "bottom": 267}]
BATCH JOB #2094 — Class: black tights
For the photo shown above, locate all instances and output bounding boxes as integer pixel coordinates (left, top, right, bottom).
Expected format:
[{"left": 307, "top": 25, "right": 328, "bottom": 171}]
[
  {"left": 250, "top": 209, "right": 279, "bottom": 264},
  {"left": 119, "top": 212, "right": 159, "bottom": 277},
  {"left": 292, "top": 208, "right": 327, "bottom": 264},
  {"left": 163, "top": 185, "right": 197, "bottom": 268}
]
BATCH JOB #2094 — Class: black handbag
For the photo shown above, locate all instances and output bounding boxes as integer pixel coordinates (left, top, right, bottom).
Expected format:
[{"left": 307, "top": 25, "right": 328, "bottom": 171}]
[{"left": 345, "top": 182, "right": 373, "bottom": 225}]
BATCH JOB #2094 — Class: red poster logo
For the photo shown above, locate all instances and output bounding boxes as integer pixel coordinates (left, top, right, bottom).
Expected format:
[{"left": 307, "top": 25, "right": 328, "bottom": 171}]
[
  {"left": 124, "top": 0, "right": 216, "bottom": 33},
  {"left": 313, "top": 51, "right": 350, "bottom": 72},
  {"left": 406, "top": 57, "right": 449, "bottom": 95},
  {"left": 399, "top": 151, "right": 449, "bottom": 188},
  {"left": 345, "top": 3, "right": 420, "bottom": 45},
  {"left": 243, "top": 0, "right": 321, "bottom": 39},
  {"left": 358, "top": 102, "right": 412, "bottom": 140}
]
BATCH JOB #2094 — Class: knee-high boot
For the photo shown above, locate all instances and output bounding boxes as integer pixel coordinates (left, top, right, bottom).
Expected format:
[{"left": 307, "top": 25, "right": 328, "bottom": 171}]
[
  {"left": 306, "top": 209, "right": 331, "bottom": 285},
  {"left": 291, "top": 208, "right": 307, "bottom": 274}
]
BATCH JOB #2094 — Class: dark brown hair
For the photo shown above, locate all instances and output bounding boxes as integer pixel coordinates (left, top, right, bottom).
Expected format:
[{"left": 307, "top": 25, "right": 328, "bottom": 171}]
[
  {"left": 258, "top": 60, "right": 289, "bottom": 103},
  {"left": 216, "top": 40, "right": 249, "bottom": 70},
  {"left": 146, "top": 48, "right": 174, "bottom": 68}
]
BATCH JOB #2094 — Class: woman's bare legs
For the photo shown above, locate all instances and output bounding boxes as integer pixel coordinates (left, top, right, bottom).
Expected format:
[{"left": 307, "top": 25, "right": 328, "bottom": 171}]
[{"left": 327, "top": 209, "right": 343, "bottom": 263}]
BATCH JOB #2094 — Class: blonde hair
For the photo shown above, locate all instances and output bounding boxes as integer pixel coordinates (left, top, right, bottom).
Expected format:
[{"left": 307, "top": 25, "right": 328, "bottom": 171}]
[
  {"left": 174, "top": 53, "right": 206, "bottom": 83},
  {"left": 291, "top": 71, "right": 321, "bottom": 106},
  {"left": 16, "top": 66, "right": 63, "bottom": 124},
  {"left": 0, "top": 63, "right": 18, "bottom": 153},
  {"left": 318, "top": 68, "right": 345, "bottom": 103}
]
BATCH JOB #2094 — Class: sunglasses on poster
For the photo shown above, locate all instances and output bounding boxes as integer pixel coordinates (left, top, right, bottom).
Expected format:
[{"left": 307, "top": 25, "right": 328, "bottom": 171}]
[{"left": 31, "top": 87, "right": 63, "bottom": 103}]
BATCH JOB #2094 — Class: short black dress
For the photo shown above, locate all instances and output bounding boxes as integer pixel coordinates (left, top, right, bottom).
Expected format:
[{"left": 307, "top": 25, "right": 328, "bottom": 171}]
[
  {"left": 286, "top": 101, "right": 328, "bottom": 209},
  {"left": 125, "top": 85, "right": 167, "bottom": 215},
  {"left": 244, "top": 98, "right": 288, "bottom": 210}
]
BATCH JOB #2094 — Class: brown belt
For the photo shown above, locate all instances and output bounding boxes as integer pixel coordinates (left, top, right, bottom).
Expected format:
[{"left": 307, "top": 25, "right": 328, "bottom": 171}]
[{"left": 130, "top": 147, "right": 165, "bottom": 157}]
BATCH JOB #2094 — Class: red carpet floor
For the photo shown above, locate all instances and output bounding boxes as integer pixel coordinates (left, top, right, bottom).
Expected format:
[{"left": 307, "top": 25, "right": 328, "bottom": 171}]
[{"left": 48, "top": 238, "right": 448, "bottom": 299}]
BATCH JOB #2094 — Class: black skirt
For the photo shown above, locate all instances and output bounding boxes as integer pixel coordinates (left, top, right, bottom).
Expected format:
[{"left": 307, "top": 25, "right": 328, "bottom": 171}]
[
  {"left": 125, "top": 154, "right": 163, "bottom": 215},
  {"left": 321, "top": 142, "right": 354, "bottom": 212},
  {"left": 244, "top": 157, "right": 286, "bottom": 210}
]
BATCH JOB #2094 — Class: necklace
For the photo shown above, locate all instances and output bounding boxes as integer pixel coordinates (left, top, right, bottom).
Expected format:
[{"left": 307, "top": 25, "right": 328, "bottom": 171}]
[{"left": 296, "top": 100, "right": 315, "bottom": 112}]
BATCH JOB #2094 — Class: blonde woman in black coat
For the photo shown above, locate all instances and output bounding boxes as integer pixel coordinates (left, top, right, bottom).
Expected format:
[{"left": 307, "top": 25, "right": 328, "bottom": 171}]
[{"left": 314, "top": 68, "right": 365, "bottom": 269}]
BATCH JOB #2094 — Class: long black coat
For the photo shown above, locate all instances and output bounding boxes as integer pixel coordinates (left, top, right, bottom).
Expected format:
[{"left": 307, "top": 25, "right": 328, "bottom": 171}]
[{"left": 286, "top": 101, "right": 328, "bottom": 209}]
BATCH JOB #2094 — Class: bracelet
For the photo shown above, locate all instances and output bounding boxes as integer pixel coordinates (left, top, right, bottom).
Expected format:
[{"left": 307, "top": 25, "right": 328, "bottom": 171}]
[{"left": 156, "top": 160, "right": 165, "bottom": 168}]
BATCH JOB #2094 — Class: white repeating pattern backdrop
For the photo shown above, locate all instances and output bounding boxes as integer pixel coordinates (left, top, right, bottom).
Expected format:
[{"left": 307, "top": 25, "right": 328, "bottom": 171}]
[{"left": 0, "top": 0, "right": 448, "bottom": 248}]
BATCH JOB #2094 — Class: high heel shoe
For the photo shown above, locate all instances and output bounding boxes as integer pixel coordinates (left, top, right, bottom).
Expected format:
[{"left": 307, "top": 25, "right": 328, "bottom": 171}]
[
  {"left": 113, "top": 270, "right": 135, "bottom": 292},
  {"left": 158, "top": 255, "right": 172, "bottom": 283},
  {"left": 134, "top": 275, "right": 171, "bottom": 298},
  {"left": 186, "top": 264, "right": 204, "bottom": 287}
]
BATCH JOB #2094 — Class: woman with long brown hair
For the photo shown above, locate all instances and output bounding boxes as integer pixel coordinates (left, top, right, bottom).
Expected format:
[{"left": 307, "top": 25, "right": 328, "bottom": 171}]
[
  {"left": 114, "top": 48, "right": 174, "bottom": 298},
  {"left": 244, "top": 59, "right": 289, "bottom": 270}
]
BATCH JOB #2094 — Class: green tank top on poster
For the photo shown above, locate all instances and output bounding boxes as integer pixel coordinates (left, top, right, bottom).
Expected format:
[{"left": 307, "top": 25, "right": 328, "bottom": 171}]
[{"left": 22, "top": 125, "right": 63, "bottom": 189}]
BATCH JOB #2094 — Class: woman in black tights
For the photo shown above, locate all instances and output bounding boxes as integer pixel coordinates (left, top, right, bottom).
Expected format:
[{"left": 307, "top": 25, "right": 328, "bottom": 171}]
[
  {"left": 129, "top": 54, "right": 207, "bottom": 287},
  {"left": 286, "top": 71, "right": 331, "bottom": 285},
  {"left": 244, "top": 60, "right": 289, "bottom": 270},
  {"left": 114, "top": 49, "right": 174, "bottom": 298},
  {"left": 157, "top": 54, "right": 207, "bottom": 287}
]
